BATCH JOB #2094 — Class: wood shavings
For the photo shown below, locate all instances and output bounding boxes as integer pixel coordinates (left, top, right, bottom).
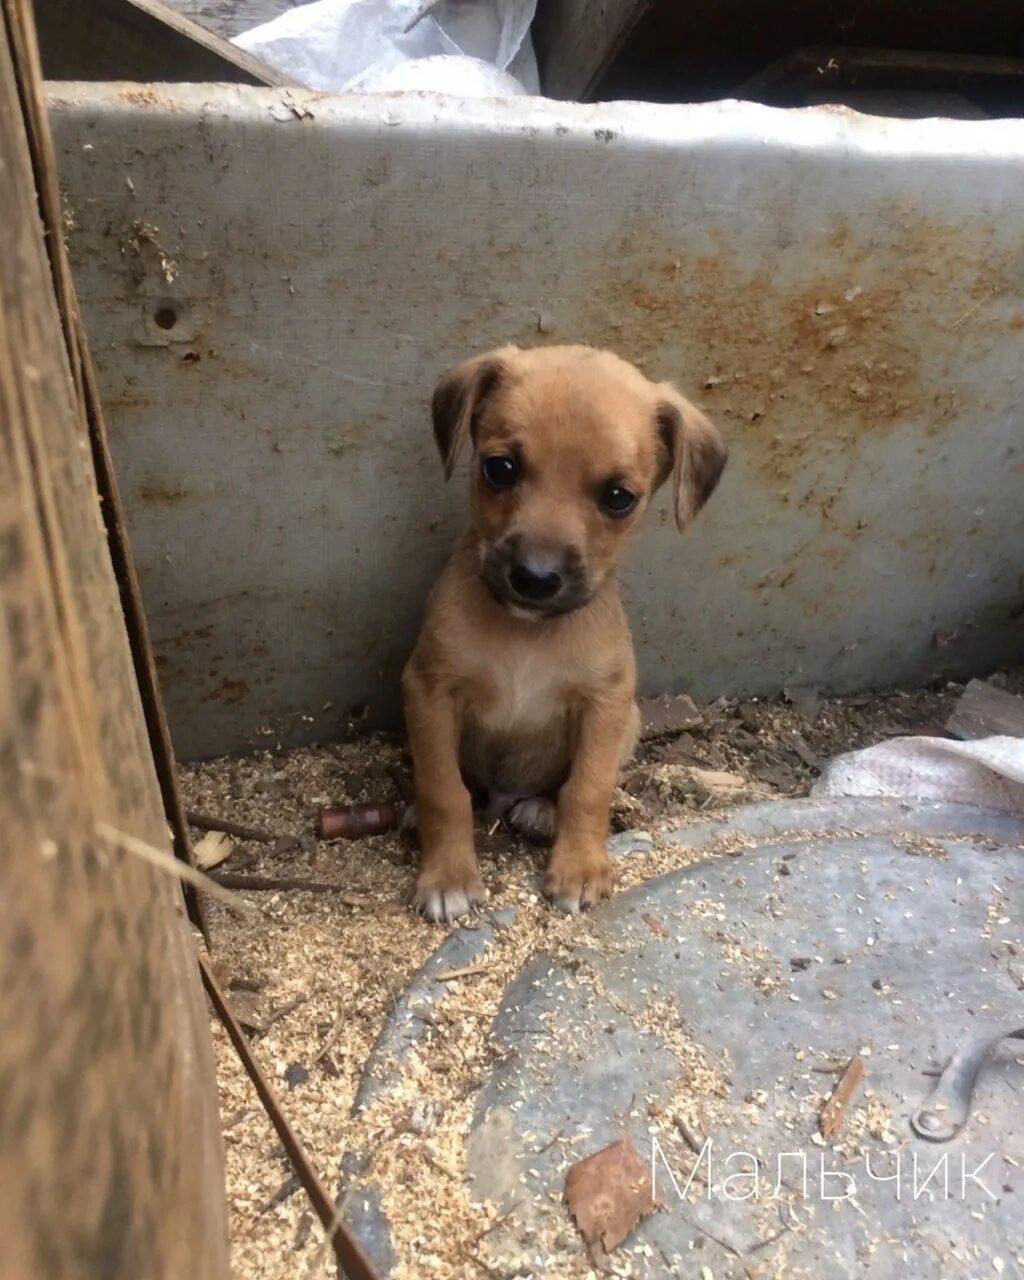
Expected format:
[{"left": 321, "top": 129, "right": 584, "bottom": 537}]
[
  {"left": 893, "top": 833, "right": 950, "bottom": 859},
  {"left": 179, "top": 674, "right": 1017, "bottom": 1279}
]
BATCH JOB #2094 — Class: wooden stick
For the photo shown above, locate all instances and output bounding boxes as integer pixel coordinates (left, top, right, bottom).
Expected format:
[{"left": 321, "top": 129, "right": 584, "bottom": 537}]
[
  {"left": 262, "top": 994, "right": 308, "bottom": 1032},
  {"left": 675, "top": 1116, "right": 706, "bottom": 1155},
  {"left": 97, "top": 822, "right": 257, "bottom": 918},
  {"left": 186, "top": 809, "right": 286, "bottom": 844},
  {"left": 311, "top": 1008, "right": 346, "bottom": 1066},
  {"left": 210, "top": 872, "right": 368, "bottom": 905},
  {"left": 434, "top": 963, "right": 492, "bottom": 983},
  {"left": 819, "top": 1054, "right": 867, "bottom": 1139}
]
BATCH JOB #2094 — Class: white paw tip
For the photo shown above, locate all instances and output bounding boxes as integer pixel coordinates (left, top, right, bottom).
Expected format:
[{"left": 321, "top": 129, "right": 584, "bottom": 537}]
[{"left": 412, "top": 886, "right": 481, "bottom": 923}]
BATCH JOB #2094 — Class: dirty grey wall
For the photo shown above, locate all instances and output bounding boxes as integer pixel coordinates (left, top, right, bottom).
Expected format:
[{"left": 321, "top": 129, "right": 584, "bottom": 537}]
[{"left": 49, "top": 87, "right": 1024, "bottom": 758}]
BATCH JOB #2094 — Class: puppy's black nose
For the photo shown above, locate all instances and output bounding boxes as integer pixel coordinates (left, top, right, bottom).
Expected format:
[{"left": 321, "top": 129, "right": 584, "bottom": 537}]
[{"left": 508, "top": 560, "right": 562, "bottom": 601}]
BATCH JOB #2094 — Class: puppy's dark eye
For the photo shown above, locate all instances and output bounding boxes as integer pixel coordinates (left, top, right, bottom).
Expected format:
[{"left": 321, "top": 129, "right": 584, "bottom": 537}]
[
  {"left": 599, "top": 482, "right": 639, "bottom": 518},
  {"left": 482, "top": 454, "right": 520, "bottom": 490}
]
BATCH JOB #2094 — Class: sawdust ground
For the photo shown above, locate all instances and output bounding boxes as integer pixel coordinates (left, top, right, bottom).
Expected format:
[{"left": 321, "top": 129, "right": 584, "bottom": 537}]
[{"left": 180, "top": 673, "right": 1020, "bottom": 1278}]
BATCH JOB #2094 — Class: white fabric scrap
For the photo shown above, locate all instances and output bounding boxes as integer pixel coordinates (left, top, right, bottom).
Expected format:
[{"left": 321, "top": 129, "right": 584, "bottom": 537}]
[
  {"left": 813, "top": 735, "right": 1024, "bottom": 815},
  {"left": 234, "top": 0, "right": 539, "bottom": 95}
]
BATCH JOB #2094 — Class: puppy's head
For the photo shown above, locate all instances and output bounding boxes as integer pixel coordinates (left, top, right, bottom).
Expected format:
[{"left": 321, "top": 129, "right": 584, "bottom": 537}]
[{"left": 432, "top": 345, "right": 727, "bottom": 619}]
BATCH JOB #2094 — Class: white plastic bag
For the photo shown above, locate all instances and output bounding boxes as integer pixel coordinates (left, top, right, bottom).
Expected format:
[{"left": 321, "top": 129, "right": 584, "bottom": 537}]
[
  {"left": 813, "top": 735, "right": 1024, "bottom": 815},
  {"left": 353, "top": 54, "right": 527, "bottom": 96},
  {"left": 234, "top": 0, "right": 539, "bottom": 95}
]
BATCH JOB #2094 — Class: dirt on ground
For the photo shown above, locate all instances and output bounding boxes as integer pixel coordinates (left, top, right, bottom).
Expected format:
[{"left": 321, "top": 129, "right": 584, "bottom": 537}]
[{"left": 180, "top": 670, "right": 1022, "bottom": 1279}]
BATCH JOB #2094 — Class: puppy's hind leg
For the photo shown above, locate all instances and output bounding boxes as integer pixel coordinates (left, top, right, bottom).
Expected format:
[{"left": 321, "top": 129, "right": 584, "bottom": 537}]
[{"left": 505, "top": 796, "right": 557, "bottom": 845}]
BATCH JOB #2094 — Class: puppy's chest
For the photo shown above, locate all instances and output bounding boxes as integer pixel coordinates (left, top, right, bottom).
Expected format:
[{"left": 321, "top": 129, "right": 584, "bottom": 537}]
[{"left": 463, "top": 646, "right": 572, "bottom": 733}]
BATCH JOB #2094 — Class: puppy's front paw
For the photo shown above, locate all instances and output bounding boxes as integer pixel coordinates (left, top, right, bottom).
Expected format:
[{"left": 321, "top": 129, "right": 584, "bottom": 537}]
[
  {"left": 412, "top": 863, "right": 485, "bottom": 923},
  {"left": 543, "top": 845, "right": 616, "bottom": 915}
]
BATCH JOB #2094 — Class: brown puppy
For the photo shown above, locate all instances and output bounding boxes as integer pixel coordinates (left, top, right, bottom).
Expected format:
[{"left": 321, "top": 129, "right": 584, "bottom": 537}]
[{"left": 402, "top": 345, "right": 726, "bottom": 922}]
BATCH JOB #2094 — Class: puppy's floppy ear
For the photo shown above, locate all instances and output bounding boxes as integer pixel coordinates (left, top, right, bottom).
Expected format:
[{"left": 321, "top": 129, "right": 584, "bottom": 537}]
[
  {"left": 655, "top": 386, "right": 728, "bottom": 532},
  {"left": 431, "top": 348, "right": 514, "bottom": 480}
]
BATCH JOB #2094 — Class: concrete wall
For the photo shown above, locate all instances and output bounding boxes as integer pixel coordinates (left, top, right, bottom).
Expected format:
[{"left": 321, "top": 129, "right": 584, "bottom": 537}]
[{"left": 48, "top": 85, "right": 1024, "bottom": 758}]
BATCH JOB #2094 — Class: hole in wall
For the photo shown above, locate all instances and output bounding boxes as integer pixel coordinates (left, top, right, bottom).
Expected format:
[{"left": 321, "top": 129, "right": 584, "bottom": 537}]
[{"left": 153, "top": 304, "right": 178, "bottom": 331}]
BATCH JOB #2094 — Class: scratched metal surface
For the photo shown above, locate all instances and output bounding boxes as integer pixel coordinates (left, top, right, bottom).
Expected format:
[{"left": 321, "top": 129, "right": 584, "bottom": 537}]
[
  {"left": 48, "top": 87, "right": 1024, "bottom": 758},
  {"left": 337, "top": 800, "right": 1024, "bottom": 1275}
]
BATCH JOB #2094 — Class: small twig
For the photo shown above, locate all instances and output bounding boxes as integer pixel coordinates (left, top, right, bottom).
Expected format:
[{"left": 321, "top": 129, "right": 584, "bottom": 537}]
[
  {"left": 434, "top": 963, "right": 493, "bottom": 983},
  {"left": 293, "top": 1212, "right": 313, "bottom": 1251},
  {"left": 186, "top": 809, "right": 286, "bottom": 844},
  {"left": 820, "top": 1053, "right": 867, "bottom": 1139},
  {"left": 467, "top": 1248, "right": 503, "bottom": 1280},
  {"left": 674, "top": 1116, "right": 705, "bottom": 1154},
  {"left": 424, "top": 1151, "right": 459, "bottom": 1179},
  {"left": 97, "top": 822, "right": 257, "bottom": 918},
  {"left": 312, "top": 1009, "right": 346, "bottom": 1066},
  {"left": 949, "top": 299, "right": 983, "bottom": 330},
  {"left": 258, "top": 1174, "right": 301, "bottom": 1216},
  {"left": 262, "top": 995, "right": 309, "bottom": 1033},
  {"left": 210, "top": 872, "right": 369, "bottom": 905},
  {"left": 474, "top": 1210, "right": 516, "bottom": 1245}
]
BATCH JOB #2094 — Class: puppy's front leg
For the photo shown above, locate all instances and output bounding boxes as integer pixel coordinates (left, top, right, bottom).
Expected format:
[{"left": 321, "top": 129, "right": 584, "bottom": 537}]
[
  {"left": 402, "top": 665, "right": 482, "bottom": 922},
  {"left": 544, "top": 687, "right": 633, "bottom": 915}
]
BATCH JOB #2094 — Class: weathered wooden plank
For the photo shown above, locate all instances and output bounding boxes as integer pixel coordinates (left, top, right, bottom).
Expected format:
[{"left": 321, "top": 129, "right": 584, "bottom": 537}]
[
  {"left": 0, "top": 2, "right": 229, "bottom": 1275},
  {"left": 11, "top": 0, "right": 209, "bottom": 933},
  {"left": 737, "top": 45, "right": 1024, "bottom": 105},
  {"left": 163, "top": 0, "right": 304, "bottom": 39},
  {"left": 532, "top": 0, "right": 648, "bottom": 100},
  {"left": 34, "top": 0, "right": 289, "bottom": 83},
  {"left": 947, "top": 679, "right": 1024, "bottom": 741}
]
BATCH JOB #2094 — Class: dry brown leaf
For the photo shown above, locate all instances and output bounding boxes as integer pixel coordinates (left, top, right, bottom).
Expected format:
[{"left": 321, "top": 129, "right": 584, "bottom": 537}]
[
  {"left": 194, "top": 829, "right": 235, "bottom": 869},
  {"left": 565, "top": 1136, "right": 655, "bottom": 1262}
]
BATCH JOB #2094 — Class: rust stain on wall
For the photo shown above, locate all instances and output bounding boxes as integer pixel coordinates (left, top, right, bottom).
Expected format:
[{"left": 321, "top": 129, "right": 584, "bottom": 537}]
[
  {"left": 572, "top": 211, "right": 1018, "bottom": 487},
  {"left": 203, "top": 676, "right": 249, "bottom": 704},
  {"left": 138, "top": 482, "right": 189, "bottom": 504}
]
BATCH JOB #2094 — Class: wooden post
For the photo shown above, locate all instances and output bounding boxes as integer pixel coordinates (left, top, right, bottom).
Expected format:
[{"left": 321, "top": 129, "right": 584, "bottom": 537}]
[{"left": 0, "top": 2, "right": 230, "bottom": 1275}]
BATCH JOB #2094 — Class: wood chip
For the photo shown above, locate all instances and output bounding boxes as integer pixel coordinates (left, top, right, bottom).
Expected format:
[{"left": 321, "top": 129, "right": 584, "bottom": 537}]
[
  {"left": 565, "top": 1136, "right": 656, "bottom": 1262},
  {"left": 946, "top": 678, "right": 1024, "bottom": 740},
  {"left": 784, "top": 731, "right": 820, "bottom": 769},
  {"left": 638, "top": 693, "right": 702, "bottom": 738},
  {"left": 687, "top": 767, "right": 748, "bottom": 802},
  {"left": 786, "top": 686, "right": 821, "bottom": 722},
  {"left": 229, "top": 990, "right": 270, "bottom": 1036},
  {"left": 819, "top": 1054, "right": 867, "bottom": 1139},
  {"left": 194, "top": 830, "right": 236, "bottom": 869}
]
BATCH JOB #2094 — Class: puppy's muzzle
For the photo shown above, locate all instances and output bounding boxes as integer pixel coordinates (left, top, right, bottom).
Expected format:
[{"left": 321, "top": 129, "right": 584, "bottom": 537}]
[{"left": 482, "top": 536, "right": 590, "bottom": 616}]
